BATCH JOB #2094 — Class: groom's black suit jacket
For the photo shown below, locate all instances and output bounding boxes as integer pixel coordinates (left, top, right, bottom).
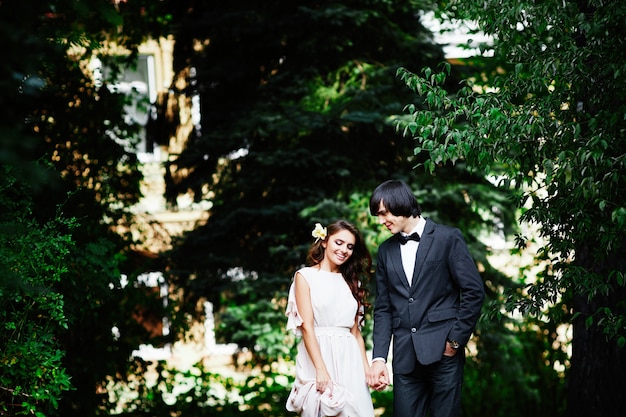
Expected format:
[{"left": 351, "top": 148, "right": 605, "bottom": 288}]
[{"left": 372, "top": 218, "right": 485, "bottom": 372}]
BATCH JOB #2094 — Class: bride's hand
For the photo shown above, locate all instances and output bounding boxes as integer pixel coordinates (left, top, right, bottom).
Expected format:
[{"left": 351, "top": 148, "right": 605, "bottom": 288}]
[{"left": 316, "top": 369, "right": 332, "bottom": 392}]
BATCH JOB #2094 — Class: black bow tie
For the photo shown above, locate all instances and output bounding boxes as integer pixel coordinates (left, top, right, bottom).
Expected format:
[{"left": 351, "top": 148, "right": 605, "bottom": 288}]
[{"left": 398, "top": 232, "right": 420, "bottom": 245}]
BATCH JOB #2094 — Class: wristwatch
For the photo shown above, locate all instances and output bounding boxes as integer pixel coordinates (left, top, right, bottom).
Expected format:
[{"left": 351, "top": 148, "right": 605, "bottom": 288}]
[{"left": 448, "top": 339, "right": 460, "bottom": 349}]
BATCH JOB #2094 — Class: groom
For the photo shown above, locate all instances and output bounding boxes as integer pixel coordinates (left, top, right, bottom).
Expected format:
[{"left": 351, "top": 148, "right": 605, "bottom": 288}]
[{"left": 366, "top": 180, "right": 484, "bottom": 417}]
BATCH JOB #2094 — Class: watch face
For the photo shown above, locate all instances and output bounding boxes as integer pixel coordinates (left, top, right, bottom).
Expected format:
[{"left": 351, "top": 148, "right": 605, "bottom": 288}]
[{"left": 449, "top": 340, "right": 460, "bottom": 349}]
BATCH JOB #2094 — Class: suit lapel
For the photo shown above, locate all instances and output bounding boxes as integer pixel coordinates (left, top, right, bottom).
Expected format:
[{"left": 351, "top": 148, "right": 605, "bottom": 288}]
[{"left": 388, "top": 242, "right": 411, "bottom": 291}]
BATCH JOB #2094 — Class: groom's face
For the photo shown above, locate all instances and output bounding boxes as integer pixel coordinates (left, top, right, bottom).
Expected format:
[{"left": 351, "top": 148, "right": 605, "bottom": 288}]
[{"left": 376, "top": 201, "right": 412, "bottom": 235}]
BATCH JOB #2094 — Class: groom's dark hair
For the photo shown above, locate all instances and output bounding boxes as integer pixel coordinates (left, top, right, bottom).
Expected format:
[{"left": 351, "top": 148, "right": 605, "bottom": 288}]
[{"left": 369, "top": 180, "right": 422, "bottom": 218}]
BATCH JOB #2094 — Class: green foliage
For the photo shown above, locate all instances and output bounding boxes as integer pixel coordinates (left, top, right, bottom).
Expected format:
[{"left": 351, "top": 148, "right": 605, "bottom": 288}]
[
  {"left": 0, "top": 169, "right": 73, "bottom": 416},
  {"left": 1, "top": 1, "right": 176, "bottom": 415},
  {"left": 106, "top": 360, "right": 292, "bottom": 417},
  {"left": 396, "top": 0, "right": 626, "bottom": 414},
  {"left": 218, "top": 275, "right": 294, "bottom": 364},
  {"left": 397, "top": 0, "right": 626, "bottom": 336}
]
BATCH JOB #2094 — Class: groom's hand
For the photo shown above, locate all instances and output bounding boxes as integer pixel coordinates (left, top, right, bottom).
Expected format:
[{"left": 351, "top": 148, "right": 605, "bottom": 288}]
[{"left": 367, "top": 360, "right": 389, "bottom": 391}]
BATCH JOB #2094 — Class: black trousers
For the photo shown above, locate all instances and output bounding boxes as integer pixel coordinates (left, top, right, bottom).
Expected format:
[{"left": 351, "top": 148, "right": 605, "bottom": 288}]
[{"left": 392, "top": 350, "right": 465, "bottom": 417}]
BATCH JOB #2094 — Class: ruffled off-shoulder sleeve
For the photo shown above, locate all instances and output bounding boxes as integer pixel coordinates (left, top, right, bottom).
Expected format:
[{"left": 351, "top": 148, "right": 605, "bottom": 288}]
[{"left": 286, "top": 281, "right": 303, "bottom": 336}]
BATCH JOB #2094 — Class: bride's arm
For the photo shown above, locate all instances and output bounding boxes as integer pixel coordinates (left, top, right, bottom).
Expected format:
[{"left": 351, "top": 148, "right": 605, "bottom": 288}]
[{"left": 295, "top": 272, "right": 331, "bottom": 392}]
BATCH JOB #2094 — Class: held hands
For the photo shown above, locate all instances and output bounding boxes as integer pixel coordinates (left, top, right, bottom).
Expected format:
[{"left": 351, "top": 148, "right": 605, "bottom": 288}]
[{"left": 366, "top": 361, "right": 389, "bottom": 391}]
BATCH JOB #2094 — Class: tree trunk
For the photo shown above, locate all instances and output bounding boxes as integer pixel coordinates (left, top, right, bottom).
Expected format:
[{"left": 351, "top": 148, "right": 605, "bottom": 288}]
[{"left": 566, "top": 246, "right": 626, "bottom": 416}]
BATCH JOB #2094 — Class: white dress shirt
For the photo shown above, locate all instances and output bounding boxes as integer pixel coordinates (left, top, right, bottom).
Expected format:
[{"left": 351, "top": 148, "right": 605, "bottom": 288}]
[{"left": 400, "top": 217, "right": 426, "bottom": 286}]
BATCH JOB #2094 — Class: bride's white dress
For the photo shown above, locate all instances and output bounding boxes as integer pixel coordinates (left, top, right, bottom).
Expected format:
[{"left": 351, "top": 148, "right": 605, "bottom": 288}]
[{"left": 286, "top": 267, "right": 375, "bottom": 417}]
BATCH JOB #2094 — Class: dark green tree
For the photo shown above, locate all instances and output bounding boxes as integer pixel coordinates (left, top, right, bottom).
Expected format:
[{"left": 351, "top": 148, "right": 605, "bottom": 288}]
[
  {"left": 396, "top": 0, "right": 626, "bottom": 415},
  {"left": 1, "top": 0, "right": 173, "bottom": 415},
  {"left": 163, "top": 0, "right": 447, "bottom": 333}
]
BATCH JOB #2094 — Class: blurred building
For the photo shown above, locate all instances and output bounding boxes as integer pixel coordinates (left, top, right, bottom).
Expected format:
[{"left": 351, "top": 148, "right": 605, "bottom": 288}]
[{"left": 91, "top": 37, "right": 236, "bottom": 370}]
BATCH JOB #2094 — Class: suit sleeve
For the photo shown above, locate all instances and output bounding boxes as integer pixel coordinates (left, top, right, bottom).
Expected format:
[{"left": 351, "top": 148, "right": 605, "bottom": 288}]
[
  {"left": 372, "top": 244, "right": 393, "bottom": 360},
  {"left": 447, "top": 229, "right": 485, "bottom": 346}
]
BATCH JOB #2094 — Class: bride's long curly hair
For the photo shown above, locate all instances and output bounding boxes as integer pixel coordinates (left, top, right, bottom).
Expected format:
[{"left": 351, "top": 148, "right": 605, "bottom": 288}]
[{"left": 307, "top": 220, "right": 372, "bottom": 326}]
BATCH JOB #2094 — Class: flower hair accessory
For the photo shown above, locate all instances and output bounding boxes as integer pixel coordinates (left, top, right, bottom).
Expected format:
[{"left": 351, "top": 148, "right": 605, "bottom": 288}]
[{"left": 311, "top": 223, "right": 327, "bottom": 243}]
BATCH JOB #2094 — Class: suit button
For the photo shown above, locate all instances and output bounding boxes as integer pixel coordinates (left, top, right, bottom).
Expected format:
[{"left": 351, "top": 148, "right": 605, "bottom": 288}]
[
  {"left": 409, "top": 298, "right": 414, "bottom": 303},
  {"left": 411, "top": 328, "right": 417, "bottom": 333}
]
